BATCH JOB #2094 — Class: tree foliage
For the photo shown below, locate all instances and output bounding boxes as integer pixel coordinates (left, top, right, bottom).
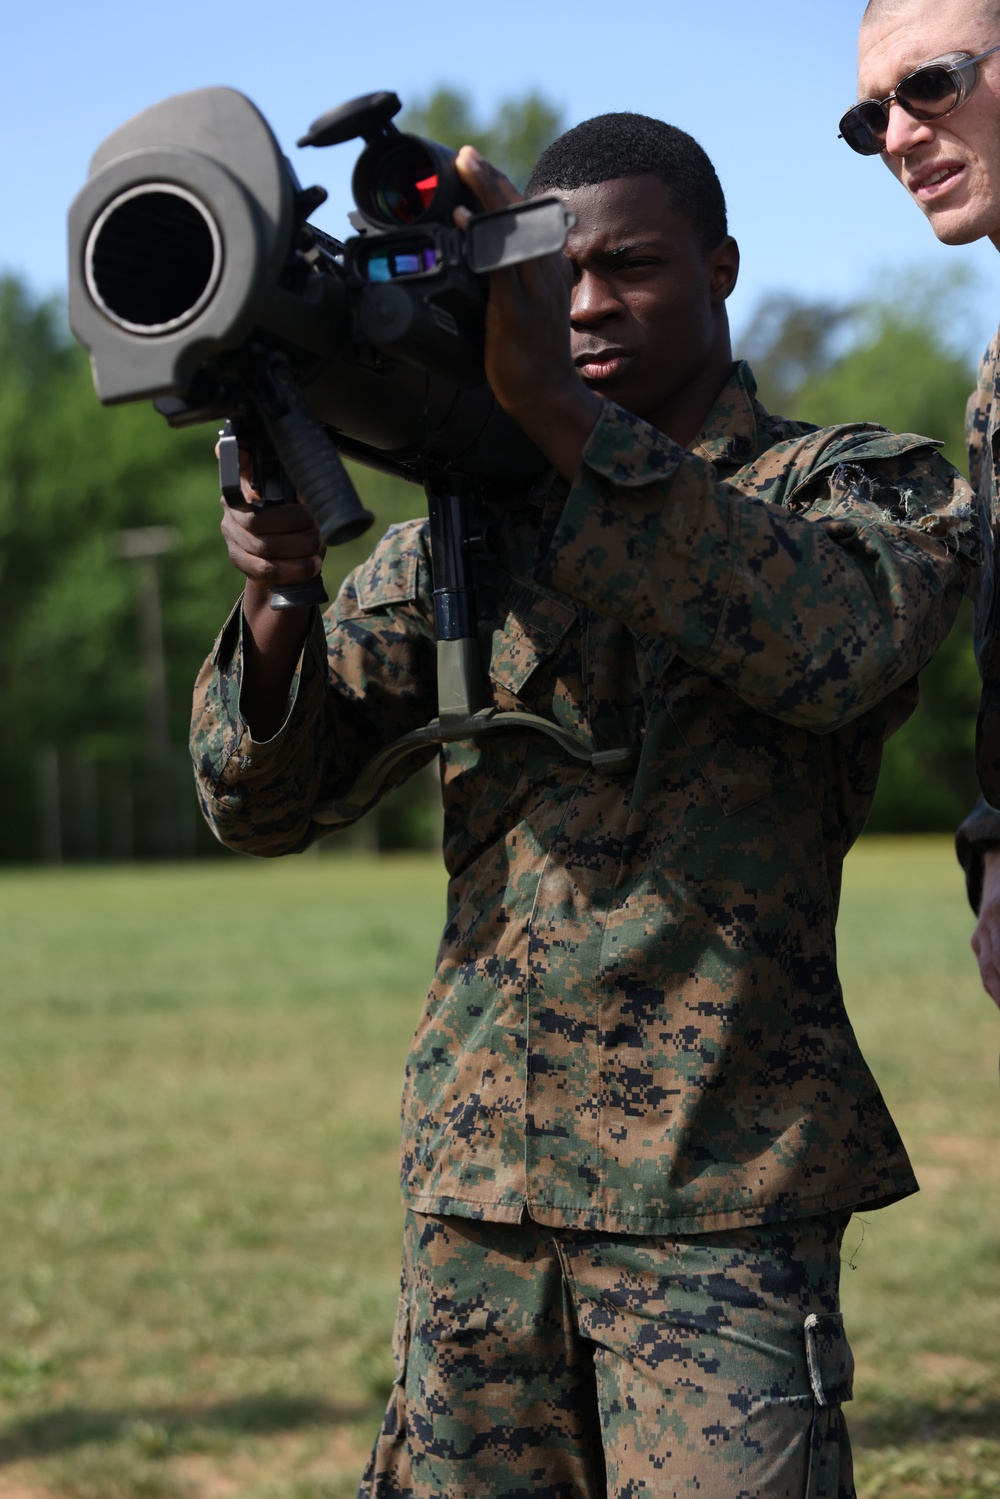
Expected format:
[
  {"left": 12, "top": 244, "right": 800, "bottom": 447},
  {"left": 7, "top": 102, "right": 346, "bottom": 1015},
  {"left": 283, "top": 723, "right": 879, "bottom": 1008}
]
[
  {"left": 0, "top": 275, "right": 423, "bottom": 860},
  {"left": 744, "top": 267, "right": 979, "bottom": 476},
  {"left": 400, "top": 87, "right": 563, "bottom": 188},
  {"left": 739, "top": 292, "right": 854, "bottom": 414}
]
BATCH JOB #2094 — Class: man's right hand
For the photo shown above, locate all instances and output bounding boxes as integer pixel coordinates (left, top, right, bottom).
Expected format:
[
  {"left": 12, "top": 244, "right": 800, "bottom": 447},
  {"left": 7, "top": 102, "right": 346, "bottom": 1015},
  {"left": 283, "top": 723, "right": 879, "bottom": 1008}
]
[
  {"left": 219, "top": 443, "right": 325, "bottom": 598},
  {"left": 971, "top": 846, "right": 1000, "bottom": 1010},
  {"left": 452, "top": 147, "right": 602, "bottom": 482},
  {"left": 218, "top": 444, "right": 325, "bottom": 740}
]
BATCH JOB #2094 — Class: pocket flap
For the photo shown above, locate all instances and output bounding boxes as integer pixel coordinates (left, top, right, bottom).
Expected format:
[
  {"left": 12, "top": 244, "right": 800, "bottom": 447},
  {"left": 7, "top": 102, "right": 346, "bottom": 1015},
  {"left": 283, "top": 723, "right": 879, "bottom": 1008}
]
[
  {"left": 357, "top": 523, "right": 423, "bottom": 611},
  {"left": 485, "top": 579, "right": 576, "bottom": 695},
  {"left": 635, "top": 631, "right": 675, "bottom": 681},
  {"left": 390, "top": 1291, "right": 412, "bottom": 1385},
  {"left": 804, "top": 1312, "right": 854, "bottom": 1407}
]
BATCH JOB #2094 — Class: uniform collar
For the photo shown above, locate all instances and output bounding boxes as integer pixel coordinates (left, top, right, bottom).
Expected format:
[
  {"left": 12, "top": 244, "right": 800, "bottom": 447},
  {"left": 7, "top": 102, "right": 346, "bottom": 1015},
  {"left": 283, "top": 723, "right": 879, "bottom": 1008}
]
[
  {"left": 526, "top": 359, "right": 777, "bottom": 529},
  {"left": 689, "top": 360, "right": 763, "bottom": 469}
]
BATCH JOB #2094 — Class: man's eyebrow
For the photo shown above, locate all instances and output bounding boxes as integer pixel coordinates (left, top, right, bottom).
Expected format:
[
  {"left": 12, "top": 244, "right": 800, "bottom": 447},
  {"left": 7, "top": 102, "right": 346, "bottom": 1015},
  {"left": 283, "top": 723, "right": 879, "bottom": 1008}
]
[
  {"left": 860, "top": 49, "right": 947, "bottom": 99},
  {"left": 604, "top": 240, "right": 663, "bottom": 262}
]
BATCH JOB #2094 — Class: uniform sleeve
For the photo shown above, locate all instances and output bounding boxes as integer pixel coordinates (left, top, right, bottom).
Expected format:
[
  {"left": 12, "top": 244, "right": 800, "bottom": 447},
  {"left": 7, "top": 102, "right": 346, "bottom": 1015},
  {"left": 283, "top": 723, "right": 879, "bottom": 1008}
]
[
  {"left": 956, "top": 795, "right": 1000, "bottom": 912},
  {"left": 539, "top": 402, "right": 978, "bottom": 734},
  {"left": 189, "top": 519, "right": 437, "bottom": 857},
  {"left": 968, "top": 338, "right": 1000, "bottom": 803},
  {"left": 966, "top": 335, "right": 996, "bottom": 496}
]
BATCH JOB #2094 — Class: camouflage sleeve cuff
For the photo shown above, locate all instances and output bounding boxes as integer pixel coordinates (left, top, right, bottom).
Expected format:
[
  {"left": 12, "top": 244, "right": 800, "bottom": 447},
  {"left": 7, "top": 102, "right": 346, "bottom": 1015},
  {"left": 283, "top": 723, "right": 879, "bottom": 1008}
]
[
  {"left": 189, "top": 599, "right": 333, "bottom": 854},
  {"left": 956, "top": 795, "right": 1000, "bottom": 912},
  {"left": 577, "top": 399, "right": 688, "bottom": 489},
  {"left": 222, "top": 599, "right": 328, "bottom": 763}
]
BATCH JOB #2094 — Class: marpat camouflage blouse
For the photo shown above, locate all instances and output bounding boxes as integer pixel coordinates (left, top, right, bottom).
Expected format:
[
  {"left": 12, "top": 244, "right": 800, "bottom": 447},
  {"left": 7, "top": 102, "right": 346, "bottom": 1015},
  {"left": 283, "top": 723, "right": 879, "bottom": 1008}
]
[{"left": 192, "top": 363, "right": 977, "bottom": 1234}]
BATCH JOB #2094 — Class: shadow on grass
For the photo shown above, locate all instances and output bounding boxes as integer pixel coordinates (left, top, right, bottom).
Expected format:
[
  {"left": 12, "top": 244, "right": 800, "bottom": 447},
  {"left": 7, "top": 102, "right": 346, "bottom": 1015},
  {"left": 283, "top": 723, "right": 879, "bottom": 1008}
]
[
  {"left": 852, "top": 1398, "right": 1000, "bottom": 1449},
  {"left": 0, "top": 1392, "right": 374, "bottom": 1464},
  {"left": 5, "top": 1392, "right": 996, "bottom": 1469}
]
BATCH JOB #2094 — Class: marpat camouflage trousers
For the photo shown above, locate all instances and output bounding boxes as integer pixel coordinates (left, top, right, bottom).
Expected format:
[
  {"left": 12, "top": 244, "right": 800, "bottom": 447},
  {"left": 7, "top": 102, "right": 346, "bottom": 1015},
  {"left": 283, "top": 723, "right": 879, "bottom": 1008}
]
[{"left": 360, "top": 1209, "right": 855, "bottom": 1498}]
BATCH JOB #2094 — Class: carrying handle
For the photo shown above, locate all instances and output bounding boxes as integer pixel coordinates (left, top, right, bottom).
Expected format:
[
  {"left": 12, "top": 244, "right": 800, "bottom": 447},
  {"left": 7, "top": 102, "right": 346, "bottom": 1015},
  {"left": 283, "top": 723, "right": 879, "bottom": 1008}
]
[{"left": 253, "top": 354, "right": 374, "bottom": 550}]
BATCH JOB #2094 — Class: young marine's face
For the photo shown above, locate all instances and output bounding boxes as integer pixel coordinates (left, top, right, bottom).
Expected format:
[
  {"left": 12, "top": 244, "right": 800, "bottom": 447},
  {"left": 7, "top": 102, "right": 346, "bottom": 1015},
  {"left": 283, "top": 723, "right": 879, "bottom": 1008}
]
[
  {"left": 556, "top": 175, "right": 738, "bottom": 427},
  {"left": 858, "top": 0, "right": 1000, "bottom": 246}
]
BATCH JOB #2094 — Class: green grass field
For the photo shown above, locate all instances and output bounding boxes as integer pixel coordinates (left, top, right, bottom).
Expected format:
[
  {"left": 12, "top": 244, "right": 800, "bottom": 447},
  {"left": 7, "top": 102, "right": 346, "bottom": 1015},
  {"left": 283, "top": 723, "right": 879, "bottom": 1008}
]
[{"left": 0, "top": 838, "right": 997, "bottom": 1498}]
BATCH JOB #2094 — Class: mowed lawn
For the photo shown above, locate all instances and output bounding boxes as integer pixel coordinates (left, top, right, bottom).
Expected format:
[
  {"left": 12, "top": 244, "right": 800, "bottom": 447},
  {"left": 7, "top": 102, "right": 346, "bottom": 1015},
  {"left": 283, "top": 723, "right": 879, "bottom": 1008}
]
[{"left": 0, "top": 839, "right": 996, "bottom": 1499}]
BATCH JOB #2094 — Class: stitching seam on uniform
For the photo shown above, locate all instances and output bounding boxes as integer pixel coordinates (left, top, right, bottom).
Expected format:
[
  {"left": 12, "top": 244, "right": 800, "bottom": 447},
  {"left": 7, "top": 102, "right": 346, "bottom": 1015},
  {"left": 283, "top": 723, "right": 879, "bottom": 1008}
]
[{"left": 405, "top": 1168, "right": 912, "bottom": 1218}]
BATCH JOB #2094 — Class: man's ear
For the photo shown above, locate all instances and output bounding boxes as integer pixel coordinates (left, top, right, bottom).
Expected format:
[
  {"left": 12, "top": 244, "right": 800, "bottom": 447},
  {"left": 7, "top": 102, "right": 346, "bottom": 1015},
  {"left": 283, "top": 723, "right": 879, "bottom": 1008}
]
[{"left": 708, "top": 235, "right": 740, "bottom": 303}]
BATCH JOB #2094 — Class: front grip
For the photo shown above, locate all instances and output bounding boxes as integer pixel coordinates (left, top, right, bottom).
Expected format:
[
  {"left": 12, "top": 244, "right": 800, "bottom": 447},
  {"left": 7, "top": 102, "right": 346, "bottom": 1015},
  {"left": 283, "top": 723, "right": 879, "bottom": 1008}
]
[
  {"left": 218, "top": 419, "right": 333, "bottom": 611},
  {"left": 263, "top": 402, "right": 374, "bottom": 548}
]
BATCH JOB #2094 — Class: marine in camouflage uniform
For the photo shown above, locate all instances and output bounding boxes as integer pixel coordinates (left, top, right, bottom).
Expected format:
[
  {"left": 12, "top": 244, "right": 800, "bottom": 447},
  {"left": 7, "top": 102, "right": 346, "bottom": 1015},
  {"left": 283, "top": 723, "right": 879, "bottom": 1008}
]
[
  {"left": 192, "top": 365, "right": 976, "bottom": 1495},
  {"left": 846, "top": 2, "right": 1000, "bottom": 994},
  {"left": 956, "top": 331, "right": 1000, "bottom": 905},
  {"left": 191, "top": 116, "right": 979, "bottom": 1497}
]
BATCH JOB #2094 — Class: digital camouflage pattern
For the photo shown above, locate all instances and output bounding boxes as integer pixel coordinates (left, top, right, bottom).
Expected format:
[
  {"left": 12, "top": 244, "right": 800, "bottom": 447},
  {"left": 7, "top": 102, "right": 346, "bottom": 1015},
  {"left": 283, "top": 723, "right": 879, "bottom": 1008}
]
[
  {"left": 362, "top": 1208, "right": 855, "bottom": 1499},
  {"left": 956, "top": 325, "right": 1000, "bottom": 907},
  {"left": 191, "top": 361, "right": 978, "bottom": 1236}
]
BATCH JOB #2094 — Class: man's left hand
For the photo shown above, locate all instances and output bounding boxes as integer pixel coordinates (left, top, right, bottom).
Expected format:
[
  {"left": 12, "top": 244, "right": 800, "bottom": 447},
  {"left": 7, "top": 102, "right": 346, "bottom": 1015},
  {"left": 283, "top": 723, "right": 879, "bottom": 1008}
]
[
  {"left": 972, "top": 846, "right": 1000, "bottom": 1010},
  {"left": 453, "top": 147, "right": 603, "bottom": 480}
]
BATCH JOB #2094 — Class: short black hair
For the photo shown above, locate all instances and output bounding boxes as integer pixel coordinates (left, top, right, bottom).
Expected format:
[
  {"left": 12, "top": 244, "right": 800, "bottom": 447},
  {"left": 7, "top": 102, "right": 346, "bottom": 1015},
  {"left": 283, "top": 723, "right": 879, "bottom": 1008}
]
[{"left": 526, "top": 112, "right": 728, "bottom": 252}]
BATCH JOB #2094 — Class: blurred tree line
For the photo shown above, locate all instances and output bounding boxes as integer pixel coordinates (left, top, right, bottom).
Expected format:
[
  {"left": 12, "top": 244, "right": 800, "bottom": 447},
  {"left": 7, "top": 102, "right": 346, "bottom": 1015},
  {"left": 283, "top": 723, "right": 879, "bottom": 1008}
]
[
  {"left": 0, "top": 91, "right": 986, "bottom": 861},
  {"left": 0, "top": 277, "right": 431, "bottom": 861}
]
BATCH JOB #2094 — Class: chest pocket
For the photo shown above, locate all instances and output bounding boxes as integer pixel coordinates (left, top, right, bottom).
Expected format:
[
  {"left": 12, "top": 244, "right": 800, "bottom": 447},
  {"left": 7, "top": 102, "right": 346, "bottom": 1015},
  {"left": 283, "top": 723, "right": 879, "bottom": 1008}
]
[
  {"left": 665, "top": 667, "right": 808, "bottom": 816},
  {"left": 357, "top": 528, "right": 421, "bottom": 611},
  {"left": 635, "top": 631, "right": 675, "bottom": 687},
  {"left": 441, "top": 578, "right": 578, "bottom": 866},
  {"left": 481, "top": 575, "right": 576, "bottom": 706}
]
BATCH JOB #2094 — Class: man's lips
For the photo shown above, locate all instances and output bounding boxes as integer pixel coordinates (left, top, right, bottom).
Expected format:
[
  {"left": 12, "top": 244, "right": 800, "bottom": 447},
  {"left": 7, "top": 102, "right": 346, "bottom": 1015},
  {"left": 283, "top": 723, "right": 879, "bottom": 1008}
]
[
  {"left": 906, "top": 160, "right": 965, "bottom": 200},
  {"left": 574, "top": 348, "right": 631, "bottom": 380}
]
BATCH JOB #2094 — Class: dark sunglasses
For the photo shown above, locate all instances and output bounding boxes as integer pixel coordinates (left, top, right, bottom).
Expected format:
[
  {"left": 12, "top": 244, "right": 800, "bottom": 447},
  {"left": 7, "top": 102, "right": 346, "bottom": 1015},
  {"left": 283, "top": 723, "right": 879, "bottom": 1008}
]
[{"left": 839, "top": 43, "right": 1000, "bottom": 155}]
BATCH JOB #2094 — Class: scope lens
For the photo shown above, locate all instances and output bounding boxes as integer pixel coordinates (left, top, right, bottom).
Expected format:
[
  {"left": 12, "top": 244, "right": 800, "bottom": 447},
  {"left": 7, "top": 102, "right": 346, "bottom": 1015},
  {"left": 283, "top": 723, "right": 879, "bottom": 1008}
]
[
  {"left": 368, "top": 142, "right": 440, "bottom": 224},
  {"left": 85, "top": 184, "right": 222, "bottom": 335},
  {"left": 363, "top": 240, "right": 440, "bottom": 282}
]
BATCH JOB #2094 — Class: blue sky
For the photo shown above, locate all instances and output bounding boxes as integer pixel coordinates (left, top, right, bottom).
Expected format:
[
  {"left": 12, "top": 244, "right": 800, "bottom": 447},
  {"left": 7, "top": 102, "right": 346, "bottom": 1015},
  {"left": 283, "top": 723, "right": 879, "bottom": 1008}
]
[{"left": 5, "top": 0, "right": 1000, "bottom": 356}]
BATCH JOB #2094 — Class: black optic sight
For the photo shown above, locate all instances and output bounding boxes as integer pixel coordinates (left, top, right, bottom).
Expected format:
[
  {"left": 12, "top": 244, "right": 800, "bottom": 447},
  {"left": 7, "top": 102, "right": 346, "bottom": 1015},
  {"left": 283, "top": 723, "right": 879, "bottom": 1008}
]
[
  {"left": 298, "top": 90, "right": 475, "bottom": 230},
  {"left": 296, "top": 90, "right": 488, "bottom": 389},
  {"left": 68, "top": 86, "right": 575, "bottom": 603},
  {"left": 299, "top": 91, "right": 569, "bottom": 390}
]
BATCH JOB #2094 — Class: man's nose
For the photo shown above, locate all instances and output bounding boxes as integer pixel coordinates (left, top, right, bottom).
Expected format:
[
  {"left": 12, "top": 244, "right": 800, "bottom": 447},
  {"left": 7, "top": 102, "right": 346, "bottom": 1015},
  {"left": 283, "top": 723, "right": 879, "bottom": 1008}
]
[
  {"left": 571, "top": 270, "right": 619, "bottom": 325},
  {"left": 883, "top": 98, "right": 937, "bottom": 158}
]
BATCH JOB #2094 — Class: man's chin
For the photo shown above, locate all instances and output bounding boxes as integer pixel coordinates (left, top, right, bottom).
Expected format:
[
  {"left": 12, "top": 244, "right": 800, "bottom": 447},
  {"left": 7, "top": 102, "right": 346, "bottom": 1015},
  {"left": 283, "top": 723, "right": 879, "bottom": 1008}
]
[
  {"left": 582, "top": 369, "right": 644, "bottom": 411},
  {"left": 924, "top": 200, "right": 1000, "bottom": 246},
  {"left": 931, "top": 219, "right": 989, "bottom": 246},
  {"left": 581, "top": 371, "right": 619, "bottom": 396}
]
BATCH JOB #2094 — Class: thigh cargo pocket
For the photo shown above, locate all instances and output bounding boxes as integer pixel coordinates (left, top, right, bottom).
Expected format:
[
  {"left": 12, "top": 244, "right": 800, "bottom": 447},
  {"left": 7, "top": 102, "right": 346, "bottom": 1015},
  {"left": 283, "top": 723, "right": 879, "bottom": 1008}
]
[
  {"left": 359, "top": 1291, "right": 413, "bottom": 1496},
  {"left": 804, "top": 1312, "right": 855, "bottom": 1499},
  {"left": 804, "top": 1312, "right": 854, "bottom": 1407},
  {"left": 391, "top": 1289, "right": 413, "bottom": 1390}
]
